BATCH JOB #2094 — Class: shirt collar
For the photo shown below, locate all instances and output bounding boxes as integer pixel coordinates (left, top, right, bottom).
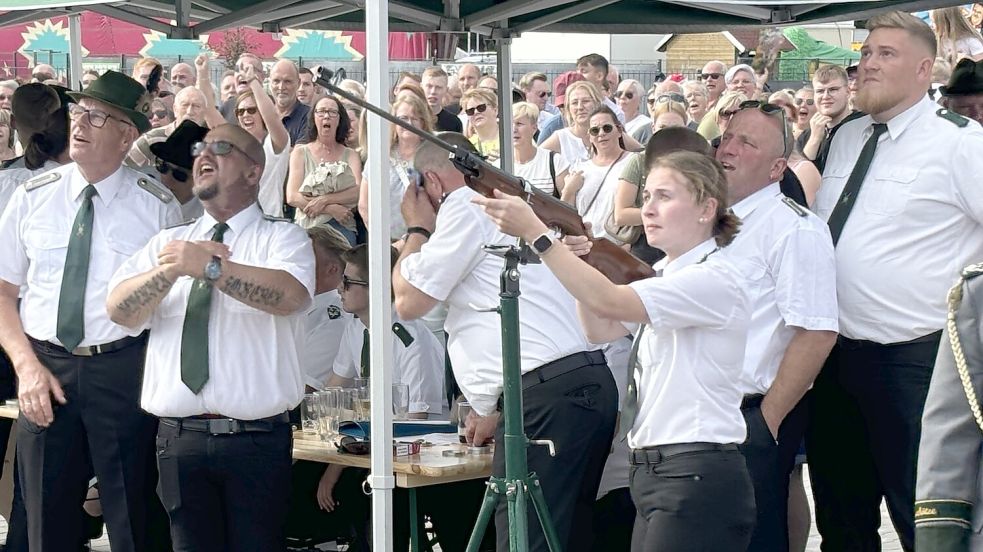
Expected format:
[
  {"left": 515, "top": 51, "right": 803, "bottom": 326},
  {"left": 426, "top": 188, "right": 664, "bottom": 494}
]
[
  {"left": 197, "top": 202, "right": 263, "bottom": 239},
  {"left": 880, "top": 95, "right": 932, "bottom": 141},
  {"left": 655, "top": 237, "right": 719, "bottom": 277},
  {"left": 72, "top": 164, "right": 126, "bottom": 207},
  {"left": 731, "top": 181, "right": 781, "bottom": 220}
]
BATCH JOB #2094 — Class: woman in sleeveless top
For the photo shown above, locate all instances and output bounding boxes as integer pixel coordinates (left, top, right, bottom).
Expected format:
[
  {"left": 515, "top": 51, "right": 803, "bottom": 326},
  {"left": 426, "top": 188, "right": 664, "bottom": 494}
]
[
  {"left": 287, "top": 96, "right": 362, "bottom": 243},
  {"left": 541, "top": 81, "right": 605, "bottom": 166}
]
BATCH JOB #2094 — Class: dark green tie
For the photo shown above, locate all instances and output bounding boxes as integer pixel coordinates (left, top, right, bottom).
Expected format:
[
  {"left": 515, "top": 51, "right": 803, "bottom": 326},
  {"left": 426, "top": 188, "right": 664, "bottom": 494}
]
[
  {"left": 826, "top": 123, "right": 889, "bottom": 246},
  {"left": 359, "top": 328, "right": 370, "bottom": 378},
  {"left": 180, "top": 222, "right": 228, "bottom": 394},
  {"left": 617, "top": 325, "right": 647, "bottom": 442},
  {"left": 56, "top": 184, "right": 98, "bottom": 351}
]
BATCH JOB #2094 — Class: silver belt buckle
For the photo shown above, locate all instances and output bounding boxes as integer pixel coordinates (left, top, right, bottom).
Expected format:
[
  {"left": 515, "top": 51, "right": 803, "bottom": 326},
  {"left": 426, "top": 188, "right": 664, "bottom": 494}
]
[
  {"left": 70, "top": 345, "right": 95, "bottom": 357},
  {"left": 207, "top": 419, "right": 239, "bottom": 435}
]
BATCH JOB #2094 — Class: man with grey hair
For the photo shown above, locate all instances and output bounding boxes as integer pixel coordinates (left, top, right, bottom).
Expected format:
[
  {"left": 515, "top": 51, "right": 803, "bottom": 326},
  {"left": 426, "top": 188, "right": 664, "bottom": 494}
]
[
  {"left": 0, "top": 80, "right": 16, "bottom": 113},
  {"left": 169, "top": 62, "right": 195, "bottom": 91},
  {"left": 269, "top": 59, "right": 310, "bottom": 145}
]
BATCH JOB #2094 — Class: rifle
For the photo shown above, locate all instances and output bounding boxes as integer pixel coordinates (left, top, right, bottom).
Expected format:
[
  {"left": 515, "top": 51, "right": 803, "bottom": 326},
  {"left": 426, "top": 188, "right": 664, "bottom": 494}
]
[{"left": 314, "top": 68, "right": 655, "bottom": 285}]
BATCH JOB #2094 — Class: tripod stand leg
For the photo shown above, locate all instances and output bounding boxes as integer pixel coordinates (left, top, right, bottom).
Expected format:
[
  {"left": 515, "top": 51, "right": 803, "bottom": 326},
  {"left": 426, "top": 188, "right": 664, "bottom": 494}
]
[
  {"left": 508, "top": 481, "right": 530, "bottom": 552},
  {"left": 528, "top": 474, "right": 563, "bottom": 551},
  {"left": 466, "top": 479, "right": 503, "bottom": 552}
]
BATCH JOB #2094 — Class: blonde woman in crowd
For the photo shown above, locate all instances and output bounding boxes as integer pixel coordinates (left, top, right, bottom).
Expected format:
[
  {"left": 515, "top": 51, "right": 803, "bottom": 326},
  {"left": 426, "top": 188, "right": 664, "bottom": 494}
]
[
  {"left": 932, "top": 7, "right": 983, "bottom": 63},
  {"left": 234, "top": 64, "right": 291, "bottom": 217},
  {"left": 698, "top": 90, "right": 748, "bottom": 141},
  {"left": 541, "top": 80, "right": 605, "bottom": 165},
  {"left": 511, "top": 101, "right": 569, "bottom": 195}
]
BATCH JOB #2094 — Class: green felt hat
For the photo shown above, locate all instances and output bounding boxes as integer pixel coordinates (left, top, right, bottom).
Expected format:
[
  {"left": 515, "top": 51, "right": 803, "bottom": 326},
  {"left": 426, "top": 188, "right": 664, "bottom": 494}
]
[
  {"left": 941, "top": 58, "right": 983, "bottom": 97},
  {"left": 67, "top": 70, "right": 153, "bottom": 134}
]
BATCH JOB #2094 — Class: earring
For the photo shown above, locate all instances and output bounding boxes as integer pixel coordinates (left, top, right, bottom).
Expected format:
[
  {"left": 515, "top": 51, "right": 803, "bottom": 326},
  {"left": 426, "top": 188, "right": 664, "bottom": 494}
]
[{"left": 698, "top": 217, "right": 707, "bottom": 223}]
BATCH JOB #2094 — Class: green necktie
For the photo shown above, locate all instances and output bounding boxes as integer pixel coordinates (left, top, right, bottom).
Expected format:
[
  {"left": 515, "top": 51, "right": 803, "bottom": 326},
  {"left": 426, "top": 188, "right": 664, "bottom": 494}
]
[
  {"left": 56, "top": 184, "right": 98, "bottom": 351},
  {"left": 359, "top": 328, "right": 370, "bottom": 378},
  {"left": 826, "top": 123, "right": 889, "bottom": 246},
  {"left": 180, "top": 222, "right": 228, "bottom": 394},
  {"left": 617, "top": 324, "right": 648, "bottom": 442}
]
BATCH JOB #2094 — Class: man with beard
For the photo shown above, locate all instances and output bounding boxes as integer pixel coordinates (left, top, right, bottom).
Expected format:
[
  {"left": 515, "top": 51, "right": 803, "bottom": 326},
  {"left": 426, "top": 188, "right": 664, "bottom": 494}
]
[
  {"left": 941, "top": 57, "right": 983, "bottom": 126},
  {"left": 107, "top": 123, "right": 314, "bottom": 551},
  {"left": 800, "top": 64, "right": 864, "bottom": 172},
  {"left": 810, "top": 11, "right": 983, "bottom": 551},
  {"left": 269, "top": 59, "right": 311, "bottom": 145}
]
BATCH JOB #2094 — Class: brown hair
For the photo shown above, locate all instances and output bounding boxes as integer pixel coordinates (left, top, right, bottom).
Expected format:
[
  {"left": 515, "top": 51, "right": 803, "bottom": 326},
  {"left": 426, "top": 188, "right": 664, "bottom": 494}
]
[
  {"left": 649, "top": 151, "right": 741, "bottom": 247},
  {"left": 812, "top": 64, "right": 849, "bottom": 86},
  {"left": 867, "top": 11, "right": 937, "bottom": 58},
  {"left": 341, "top": 243, "right": 398, "bottom": 277}
]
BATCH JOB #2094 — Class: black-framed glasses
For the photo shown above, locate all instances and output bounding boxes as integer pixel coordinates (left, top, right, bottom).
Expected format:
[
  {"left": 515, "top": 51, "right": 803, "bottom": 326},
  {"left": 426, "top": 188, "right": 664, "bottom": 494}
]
[
  {"left": 191, "top": 140, "right": 248, "bottom": 158},
  {"left": 235, "top": 106, "right": 258, "bottom": 117},
  {"left": 737, "top": 100, "right": 790, "bottom": 156},
  {"left": 314, "top": 108, "right": 340, "bottom": 118},
  {"left": 588, "top": 123, "right": 615, "bottom": 136},
  {"left": 793, "top": 97, "right": 815, "bottom": 106},
  {"left": 155, "top": 159, "right": 189, "bottom": 182},
  {"left": 68, "top": 103, "right": 134, "bottom": 129},
  {"left": 465, "top": 103, "right": 488, "bottom": 116},
  {"left": 700, "top": 72, "right": 723, "bottom": 80},
  {"left": 613, "top": 90, "right": 634, "bottom": 100},
  {"left": 647, "top": 93, "right": 685, "bottom": 106},
  {"left": 342, "top": 274, "right": 369, "bottom": 291}
]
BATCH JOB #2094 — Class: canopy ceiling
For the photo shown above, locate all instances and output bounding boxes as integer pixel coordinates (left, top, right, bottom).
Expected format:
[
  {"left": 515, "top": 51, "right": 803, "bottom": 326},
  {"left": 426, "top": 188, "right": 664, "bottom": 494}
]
[{"left": 0, "top": 0, "right": 971, "bottom": 38}]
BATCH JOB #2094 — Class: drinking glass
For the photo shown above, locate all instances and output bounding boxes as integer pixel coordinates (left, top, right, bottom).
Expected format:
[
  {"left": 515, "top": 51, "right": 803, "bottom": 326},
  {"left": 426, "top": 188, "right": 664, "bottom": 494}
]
[
  {"left": 457, "top": 401, "right": 472, "bottom": 444},
  {"left": 392, "top": 383, "right": 410, "bottom": 420},
  {"left": 317, "top": 388, "right": 341, "bottom": 441},
  {"left": 301, "top": 393, "right": 319, "bottom": 435},
  {"left": 355, "top": 386, "right": 371, "bottom": 421}
]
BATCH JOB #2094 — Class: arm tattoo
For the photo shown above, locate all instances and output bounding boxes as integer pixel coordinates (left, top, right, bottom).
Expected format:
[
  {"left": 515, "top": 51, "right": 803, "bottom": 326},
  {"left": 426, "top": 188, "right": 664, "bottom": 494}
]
[
  {"left": 219, "top": 276, "right": 285, "bottom": 307},
  {"left": 115, "top": 272, "right": 173, "bottom": 316}
]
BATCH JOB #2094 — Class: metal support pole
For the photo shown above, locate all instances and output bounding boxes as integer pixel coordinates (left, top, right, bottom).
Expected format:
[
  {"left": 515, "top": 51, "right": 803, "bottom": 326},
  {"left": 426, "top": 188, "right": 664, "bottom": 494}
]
[
  {"left": 494, "top": 26, "right": 514, "bottom": 173},
  {"left": 69, "top": 14, "right": 83, "bottom": 90}
]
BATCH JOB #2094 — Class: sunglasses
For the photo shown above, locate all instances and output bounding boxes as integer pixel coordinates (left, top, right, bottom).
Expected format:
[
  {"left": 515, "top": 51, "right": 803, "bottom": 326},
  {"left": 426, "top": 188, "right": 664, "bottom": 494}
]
[
  {"left": 647, "top": 93, "right": 685, "bottom": 106},
  {"left": 737, "top": 100, "right": 790, "bottom": 157},
  {"left": 151, "top": 110, "right": 169, "bottom": 119},
  {"left": 68, "top": 103, "right": 134, "bottom": 129},
  {"left": 191, "top": 140, "right": 249, "bottom": 158},
  {"left": 155, "top": 160, "right": 189, "bottom": 182},
  {"left": 588, "top": 123, "right": 615, "bottom": 136},
  {"left": 342, "top": 274, "right": 369, "bottom": 291},
  {"left": 537, "top": 90, "right": 551, "bottom": 99},
  {"left": 235, "top": 106, "right": 258, "bottom": 117},
  {"left": 465, "top": 103, "right": 488, "bottom": 116},
  {"left": 794, "top": 97, "right": 815, "bottom": 106},
  {"left": 700, "top": 72, "right": 723, "bottom": 80},
  {"left": 613, "top": 91, "right": 634, "bottom": 100},
  {"left": 336, "top": 435, "right": 370, "bottom": 455}
]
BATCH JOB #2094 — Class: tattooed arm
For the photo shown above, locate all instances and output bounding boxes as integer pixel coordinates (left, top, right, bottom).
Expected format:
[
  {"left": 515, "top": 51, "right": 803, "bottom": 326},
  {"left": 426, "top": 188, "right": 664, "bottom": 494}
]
[
  {"left": 215, "top": 261, "right": 310, "bottom": 316},
  {"left": 107, "top": 266, "right": 176, "bottom": 329}
]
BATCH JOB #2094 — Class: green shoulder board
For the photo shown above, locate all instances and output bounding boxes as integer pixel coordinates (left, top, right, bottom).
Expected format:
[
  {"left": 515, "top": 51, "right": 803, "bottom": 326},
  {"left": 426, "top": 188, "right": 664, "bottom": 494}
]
[
  {"left": 137, "top": 177, "right": 173, "bottom": 203},
  {"left": 937, "top": 108, "right": 969, "bottom": 128},
  {"left": 781, "top": 196, "right": 808, "bottom": 217},
  {"left": 392, "top": 322, "right": 414, "bottom": 347},
  {"left": 24, "top": 171, "right": 61, "bottom": 191},
  {"left": 263, "top": 215, "right": 292, "bottom": 223}
]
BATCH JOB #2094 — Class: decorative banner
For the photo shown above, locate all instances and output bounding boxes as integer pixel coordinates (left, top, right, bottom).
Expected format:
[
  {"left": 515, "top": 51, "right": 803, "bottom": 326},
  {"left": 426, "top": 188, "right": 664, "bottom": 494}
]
[
  {"left": 18, "top": 19, "right": 89, "bottom": 72},
  {"left": 274, "top": 29, "right": 364, "bottom": 61},
  {"left": 140, "top": 30, "right": 210, "bottom": 59}
]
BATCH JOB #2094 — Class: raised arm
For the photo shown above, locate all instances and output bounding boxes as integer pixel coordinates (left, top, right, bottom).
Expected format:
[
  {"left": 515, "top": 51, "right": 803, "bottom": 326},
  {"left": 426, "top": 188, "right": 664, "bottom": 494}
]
[{"left": 245, "top": 68, "right": 289, "bottom": 153}]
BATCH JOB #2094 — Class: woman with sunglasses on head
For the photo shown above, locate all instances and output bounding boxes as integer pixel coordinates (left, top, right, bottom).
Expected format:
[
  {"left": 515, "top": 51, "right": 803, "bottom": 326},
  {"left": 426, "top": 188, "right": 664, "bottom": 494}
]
[
  {"left": 635, "top": 92, "right": 689, "bottom": 144},
  {"left": 473, "top": 150, "right": 755, "bottom": 552},
  {"left": 697, "top": 90, "right": 748, "bottom": 141},
  {"left": 286, "top": 95, "right": 361, "bottom": 244},
  {"left": 616, "top": 79, "right": 651, "bottom": 140},
  {"left": 234, "top": 62, "right": 291, "bottom": 217},
  {"left": 461, "top": 87, "right": 500, "bottom": 165},
  {"left": 560, "top": 105, "right": 631, "bottom": 244}
]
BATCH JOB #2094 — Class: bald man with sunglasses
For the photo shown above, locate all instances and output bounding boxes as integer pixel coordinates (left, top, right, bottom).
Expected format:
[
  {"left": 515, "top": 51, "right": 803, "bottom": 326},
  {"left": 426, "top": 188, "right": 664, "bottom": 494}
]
[{"left": 107, "top": 123, "right": 315, "bottom": 551}]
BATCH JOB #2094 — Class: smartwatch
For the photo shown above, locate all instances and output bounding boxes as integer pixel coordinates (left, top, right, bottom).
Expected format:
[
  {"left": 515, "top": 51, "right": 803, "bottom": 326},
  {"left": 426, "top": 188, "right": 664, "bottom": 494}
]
[
  {"left": 406, "top": 226, "right": 433, "bottom": 239},
  {"left": 530, "top": 233, "right": 554, "bottom": 256},
  {"left": 203, "top": 255, "right": 222, "bottom": 283}
]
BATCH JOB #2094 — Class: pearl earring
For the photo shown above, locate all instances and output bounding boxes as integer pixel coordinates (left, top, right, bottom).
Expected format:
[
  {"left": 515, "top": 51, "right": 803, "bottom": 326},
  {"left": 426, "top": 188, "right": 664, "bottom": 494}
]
[{"left": 698, "top": 217, "right": 707, "bottom": 223}]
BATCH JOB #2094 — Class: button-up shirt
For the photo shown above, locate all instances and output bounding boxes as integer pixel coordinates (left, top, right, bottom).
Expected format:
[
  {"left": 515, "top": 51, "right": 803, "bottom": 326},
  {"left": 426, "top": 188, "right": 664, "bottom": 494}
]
[
  {"left": 301, "top": 290, "right": 351, "bottom": 389},
  {"left": 816, "top": 96, "right": 983, "bottom": 343},
  {"left": 109, "top": 204, "right": 315, "bottom": 419},
  {"left": 400, "top": 186, "right": 590, "bottom": 416},
  {"left": 0, "top": 163, "right": 180, "bottom": 346},
  {"left": 728, "top": 183, "right": 839, "bottom": 395}
]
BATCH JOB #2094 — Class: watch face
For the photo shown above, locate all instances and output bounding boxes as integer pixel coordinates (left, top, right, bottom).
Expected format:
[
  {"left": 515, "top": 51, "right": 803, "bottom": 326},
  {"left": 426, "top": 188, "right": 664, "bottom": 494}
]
[
  {"left": 204, "top": 258, "right": 221, "bottom": 281},
  {"left": 533, "top": 234, "right": 552, "bottom": 254}
]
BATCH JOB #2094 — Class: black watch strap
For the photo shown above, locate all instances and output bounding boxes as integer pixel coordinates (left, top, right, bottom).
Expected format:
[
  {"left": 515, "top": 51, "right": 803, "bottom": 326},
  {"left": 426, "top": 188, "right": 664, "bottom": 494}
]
[{"left": 406, "top": 226, "right": 432, "bottom": 239}]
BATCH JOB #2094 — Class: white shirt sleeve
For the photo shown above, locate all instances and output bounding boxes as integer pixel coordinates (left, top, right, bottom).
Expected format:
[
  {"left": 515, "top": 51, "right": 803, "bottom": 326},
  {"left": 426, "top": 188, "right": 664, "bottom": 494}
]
[
  {"left": 0, "top": 187, "right": 29, "bottom": 287},
  {"left": 400, "top": 200, "right": 487, "bottom": 302},
  {"left": 952, "top": 132, "right": 983, "bottom": 226},
  {"left": 263, "top": 222, "right": 317, "bottom": 300},
  {"left": 628, "top": 261, "right": 745, "bottom": 331},
  {"left": 331, "top": 320, "right": 359, "bottom": 379},
  {"left": 770, "top": 225, "right": 839, "bottom": 332}
]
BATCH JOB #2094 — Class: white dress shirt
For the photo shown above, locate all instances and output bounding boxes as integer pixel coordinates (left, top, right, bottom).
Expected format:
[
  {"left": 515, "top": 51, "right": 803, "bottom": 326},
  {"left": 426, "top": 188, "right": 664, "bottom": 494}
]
[
  {"left": 816, "top": 96, "right": 983, "bottom": 343},
  {"left": 179, "top": 196, "right": 204, "bottom": 222},
  {"left": 332, "top": 312, "right": 445, "bottom": 416},
  {"left": 401, "top": 186, "right": 590, "bottom": 416},
  {"left": 301, "top": 290, "right": 351, "bottom": 389},
  {"left": 0, "top": 160, "right": 61, "bottom": 216},
  {"left": 626, "top": 238, "right": 750, "bottom": 449},
  {"left": 0, "top": 163, "right": 180, "bottom": 346},
  {"left": 728, "top": 183, "right": 839, "bottom": 395},
  {"left": 109, "top": 204, "right": 316, "bottom": 419}
]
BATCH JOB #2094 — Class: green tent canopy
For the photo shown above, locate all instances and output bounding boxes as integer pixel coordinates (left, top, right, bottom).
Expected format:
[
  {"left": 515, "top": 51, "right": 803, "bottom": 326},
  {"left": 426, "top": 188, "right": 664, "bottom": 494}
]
[{"left": 779, "top": 26, "right": 861, "bottom": 81}]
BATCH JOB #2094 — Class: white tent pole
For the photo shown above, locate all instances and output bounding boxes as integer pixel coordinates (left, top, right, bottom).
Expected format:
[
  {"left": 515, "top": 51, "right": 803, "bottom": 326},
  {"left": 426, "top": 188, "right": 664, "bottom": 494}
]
[
  {"left": 68, "top": 13, "right": 83, "bottom": 90},
  {"left": 365, "top": 0, "right": 395, "bottom": 550},
  {"left": 495, "top": 25, "right": 514, "bottom": 173}
]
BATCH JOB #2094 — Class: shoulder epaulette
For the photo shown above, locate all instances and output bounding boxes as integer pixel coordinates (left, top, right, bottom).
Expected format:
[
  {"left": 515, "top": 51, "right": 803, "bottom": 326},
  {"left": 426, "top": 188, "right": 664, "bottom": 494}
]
[
  {"left": 961, "top": 262, "right": 983, "bottom": 280},
  {"left": 392, "top": 322, "right": 414, "bottom": 347},
  {"left": 164, "top": 218, "right": 196, "bottom": 230},
  {"left": 137, "top": 177, "right": 173, "bottom": 204},
  {"left": 937, "top": 108, "right": 969, "bottom": 128},
  {"left": 263, "top": 215, "right": 291, "bottom": 223},
  {"left": 24, "top": 171, "right": 60, "bottom": 191},
  {"left": 781, "top": 196, "right": 808, "bottom": 217}
]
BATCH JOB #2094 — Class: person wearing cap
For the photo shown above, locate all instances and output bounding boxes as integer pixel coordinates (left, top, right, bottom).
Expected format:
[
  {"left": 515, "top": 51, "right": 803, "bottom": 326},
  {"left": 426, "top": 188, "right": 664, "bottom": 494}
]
[
  {"left": 942, "top": 57, "right": 983, "bottom": 125},
  {"left": 536, "top": 70, "right": 585, "bottom": 145},
  {"left": 0, "top": 69, "right": 181, "bottom": 552},
  {"left": 150, "top": 119, "right": 209, "bottom": 222},
  {"left": 107, "top": 123, "right": 314, "bottom": 550}
]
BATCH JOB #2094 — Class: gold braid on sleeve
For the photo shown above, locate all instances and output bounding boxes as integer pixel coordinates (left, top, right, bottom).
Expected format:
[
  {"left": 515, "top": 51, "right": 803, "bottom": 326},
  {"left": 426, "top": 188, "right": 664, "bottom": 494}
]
[{"left": 946, "top": 276, "right": 983, "bottom": 434}]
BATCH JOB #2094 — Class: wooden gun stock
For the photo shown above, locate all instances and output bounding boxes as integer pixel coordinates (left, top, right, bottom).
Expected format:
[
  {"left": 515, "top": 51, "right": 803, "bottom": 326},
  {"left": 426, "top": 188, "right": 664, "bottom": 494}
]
[{"left": 463, "top": 163, "right": 655, "bottom": 285}]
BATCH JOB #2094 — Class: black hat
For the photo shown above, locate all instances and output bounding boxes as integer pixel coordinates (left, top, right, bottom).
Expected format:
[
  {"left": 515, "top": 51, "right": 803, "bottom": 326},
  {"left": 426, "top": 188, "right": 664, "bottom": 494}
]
[
  {"left": 67, "top": 70, "right": 154, "bottom": 134},
  {"left": 940, "top": 58, "right": 983, "bottom": 96},
  {"left": 150, "top": 120, "right": 208, "bottom": 171}
]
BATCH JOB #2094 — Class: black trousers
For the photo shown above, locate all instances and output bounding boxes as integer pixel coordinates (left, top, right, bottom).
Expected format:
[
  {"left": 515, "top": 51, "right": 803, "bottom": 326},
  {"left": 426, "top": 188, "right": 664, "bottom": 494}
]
[
  {"left": 156, "top": 420, "right": 293, "bottom": 552},
  {"left": 18, "top": 337, "right": 156, "bottom": 552},
  {"left": 591, "top": 487, "right": 635, "bottom": 551},
  {"left": 738, "top": 393, "right": 811, "bottom": 552},
  {"left": 493, "top": 352, "right": 619, "bottom": 552},
  {"left": 806, "top": 333, "right": 940, "bottom": 552},
  {"left": 286, "top": 462, "right": 370, "bottom": 548},
  {"left": 629, "top": 446, "right": 755, "bottom": 552}
]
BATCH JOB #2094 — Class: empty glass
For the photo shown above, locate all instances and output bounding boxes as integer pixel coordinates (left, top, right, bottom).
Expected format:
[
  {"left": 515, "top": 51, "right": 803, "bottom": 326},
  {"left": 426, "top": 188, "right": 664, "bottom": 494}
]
[
  {"left": 316, "top": 388, "right": 341, "bottom": 441},
  {"left": 392, "top": 383, "right": 410, "bottom": 419},
  {"left": 354, "top": 385, "right": 371, "bottom": 421},
  {"left": 457, "top": 401, "right": 472, "bottom": 444},
  {"left": 301, "top": 393, "right": 319, "bottom": 435}
]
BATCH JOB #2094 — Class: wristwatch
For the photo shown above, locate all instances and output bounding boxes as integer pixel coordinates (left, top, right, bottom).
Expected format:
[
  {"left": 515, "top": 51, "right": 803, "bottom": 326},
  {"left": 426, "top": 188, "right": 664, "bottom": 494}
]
[
  {"left": 530, "top": 233, "right": 554, "bottom": 256},
  {"left": 203, "top": 255, "right": 222, "bottom": 283}
]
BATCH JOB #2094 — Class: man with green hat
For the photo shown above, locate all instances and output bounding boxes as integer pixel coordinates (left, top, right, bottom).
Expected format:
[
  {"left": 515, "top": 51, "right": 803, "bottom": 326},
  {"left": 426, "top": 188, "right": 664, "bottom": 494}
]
[
  {"left": 942, "top": 57, "right": 983, "bottom": 126},
  {"left": 0, "top": 69, "right": 181, "bottom": 552}
]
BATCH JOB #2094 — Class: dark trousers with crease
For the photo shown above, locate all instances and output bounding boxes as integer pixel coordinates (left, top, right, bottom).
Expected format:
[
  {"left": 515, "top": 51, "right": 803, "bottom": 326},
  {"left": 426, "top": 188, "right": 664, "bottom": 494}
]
[
  {"left": 18, "top": 337, "right": 157, "bottom": 552},
  {"left": 493, "top": 352, "right": 619, "bottom": 552},
  {"left": 738, "top": 393, "right": 811, "bottom": 552},
  {"left": 806, "top": 332, "right": 940, "bottom": 552}
]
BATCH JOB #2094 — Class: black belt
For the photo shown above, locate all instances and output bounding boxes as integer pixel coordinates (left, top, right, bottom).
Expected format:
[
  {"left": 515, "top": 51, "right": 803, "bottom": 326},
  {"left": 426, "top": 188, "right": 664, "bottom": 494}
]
[
  {"left": 521, "top": 349, "right": 607, "bottom": 391},
  {"left": 160, "top": 412, "right": 290, "bottom": 435},
  {"left": 629, "top": 442, "right": 738, "bottom": 465},
  {"left": 31, "top": 332, "right": 148, "bottom": 357},
  {"left": 836, "top": 330, "right": 942, "bottom": 350}
]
